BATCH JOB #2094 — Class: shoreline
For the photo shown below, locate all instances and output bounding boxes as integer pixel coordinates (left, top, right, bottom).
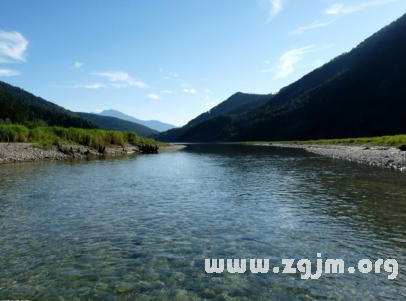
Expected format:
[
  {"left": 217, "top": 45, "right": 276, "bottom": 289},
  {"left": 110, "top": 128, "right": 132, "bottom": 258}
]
[
  {"left": 254, "top": 142, "right": 406, "bottom": 171},
  {"left": 0, "top": 143, "right": 186, "bottom": 165}
]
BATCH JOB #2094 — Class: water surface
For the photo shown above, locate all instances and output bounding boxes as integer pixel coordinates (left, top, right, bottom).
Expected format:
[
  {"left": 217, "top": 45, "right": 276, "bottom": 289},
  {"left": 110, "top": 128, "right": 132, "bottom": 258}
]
[{"left": 0, "top": 144, "right": 405, "bottom": 300}]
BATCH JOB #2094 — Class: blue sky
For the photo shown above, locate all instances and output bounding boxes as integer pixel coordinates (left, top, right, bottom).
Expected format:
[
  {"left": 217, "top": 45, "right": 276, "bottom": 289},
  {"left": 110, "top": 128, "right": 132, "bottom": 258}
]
[{"left": 1, "top": 0, "right": 405, "bottom": 126}]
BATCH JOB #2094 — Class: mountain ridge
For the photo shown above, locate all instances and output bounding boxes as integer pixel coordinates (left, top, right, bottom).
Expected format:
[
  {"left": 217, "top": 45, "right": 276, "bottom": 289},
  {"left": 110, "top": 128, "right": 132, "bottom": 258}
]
[
  {"left": 155, "top": 92, "right": 271, "bottom": 142},
  {"left": 171, "top": 13, "right": 406, "bottom": 142},
  {"left": 99, "top": 109, "right": 176, "bottom": 132},
  {"left": 76, "top": 112, "right": 159, "bottom": 137},
  {"left": 0, "top": 80, "right": 160, "bottom": 137}
]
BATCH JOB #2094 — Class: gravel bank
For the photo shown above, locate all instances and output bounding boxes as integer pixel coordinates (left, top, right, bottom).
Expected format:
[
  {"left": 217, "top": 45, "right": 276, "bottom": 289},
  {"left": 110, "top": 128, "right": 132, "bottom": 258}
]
[
  {"left": 255, "top": 143, "right": 406, "bottom": 171},
  {"left": 0, "top": 143, "right": 186, "bottom": 165}
]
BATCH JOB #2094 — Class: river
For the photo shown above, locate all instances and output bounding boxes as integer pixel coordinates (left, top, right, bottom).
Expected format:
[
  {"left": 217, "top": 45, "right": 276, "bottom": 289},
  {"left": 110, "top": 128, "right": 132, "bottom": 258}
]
[{"left": 0, "top": 144, "right": 405, "bottom": 300}]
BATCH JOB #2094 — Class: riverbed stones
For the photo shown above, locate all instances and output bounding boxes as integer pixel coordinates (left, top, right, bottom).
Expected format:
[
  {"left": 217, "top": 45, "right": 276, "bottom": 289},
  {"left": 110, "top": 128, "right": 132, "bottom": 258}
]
[
  {"left": 173, "top": 289, "right": 189, "bottom": 301},
  {"left": 115, "top": 282, "right": 134, "bottom": 293},
  {"left": 264, "top": 143, "right": 406, "bottom": 171},
  {"left": 0, "top": 143, "right": 186, "bottom": 165}
]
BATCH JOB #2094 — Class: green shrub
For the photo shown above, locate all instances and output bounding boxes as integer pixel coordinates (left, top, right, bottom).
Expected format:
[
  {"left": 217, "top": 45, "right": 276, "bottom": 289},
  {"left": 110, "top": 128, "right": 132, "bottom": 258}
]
[{"left": 0, "top": 124, "right": 161, "bottom": 147}]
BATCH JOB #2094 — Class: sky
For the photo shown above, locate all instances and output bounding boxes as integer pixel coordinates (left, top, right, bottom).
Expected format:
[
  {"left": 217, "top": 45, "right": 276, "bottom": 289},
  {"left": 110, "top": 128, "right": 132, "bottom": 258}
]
[{"left": 1, "top": 0, "right": 405, "bottom": 126}]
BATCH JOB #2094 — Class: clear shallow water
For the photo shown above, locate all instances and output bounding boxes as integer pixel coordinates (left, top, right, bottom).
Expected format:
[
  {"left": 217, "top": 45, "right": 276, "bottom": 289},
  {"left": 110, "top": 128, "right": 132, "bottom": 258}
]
[{"left": 0, "top": 144, "right": 406, "bottom": 300}]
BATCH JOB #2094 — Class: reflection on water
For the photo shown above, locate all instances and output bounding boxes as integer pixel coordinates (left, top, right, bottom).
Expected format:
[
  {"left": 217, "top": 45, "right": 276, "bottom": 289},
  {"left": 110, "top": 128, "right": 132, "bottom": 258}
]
[{"left": 0, "top": 144, "right": 406, "bottom": 300}]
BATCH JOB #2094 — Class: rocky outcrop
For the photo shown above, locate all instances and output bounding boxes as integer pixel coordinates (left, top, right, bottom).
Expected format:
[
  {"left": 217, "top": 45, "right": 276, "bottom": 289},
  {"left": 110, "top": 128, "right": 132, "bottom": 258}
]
[{"left": 138, "top": 144, "right": 159, "bottom": 153}]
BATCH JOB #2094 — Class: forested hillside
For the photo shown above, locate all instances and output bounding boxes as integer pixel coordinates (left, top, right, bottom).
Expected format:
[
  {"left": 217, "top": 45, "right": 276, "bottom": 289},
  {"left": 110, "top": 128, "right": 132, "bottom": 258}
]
[
  {"left": 156, "top": 92, "right": 271, "bottom": 142},
  {"left": 0, "top": 88, "right": 96, "bottom": 129},
  {"left": 0, "top": 81, "right": 158, "bottom": 137},
  {"left": 174, "top": 13, "right": 406, "bottom": 142}
]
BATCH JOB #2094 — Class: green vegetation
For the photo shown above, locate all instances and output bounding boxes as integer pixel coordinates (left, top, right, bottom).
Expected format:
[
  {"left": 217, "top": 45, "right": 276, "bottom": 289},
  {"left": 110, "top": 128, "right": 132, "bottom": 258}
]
[
  {"left": 0, "top": 124, "right": 162, "bottom": 149},
  {"left": 246, "top": 134, "right": 406, "bottom": 148}
]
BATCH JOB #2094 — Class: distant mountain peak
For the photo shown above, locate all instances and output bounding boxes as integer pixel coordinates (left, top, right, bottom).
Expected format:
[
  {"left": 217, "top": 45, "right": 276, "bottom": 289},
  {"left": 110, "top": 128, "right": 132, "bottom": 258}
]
[{"left": 99, "top": 110, "right": 176, "bottom": 132}]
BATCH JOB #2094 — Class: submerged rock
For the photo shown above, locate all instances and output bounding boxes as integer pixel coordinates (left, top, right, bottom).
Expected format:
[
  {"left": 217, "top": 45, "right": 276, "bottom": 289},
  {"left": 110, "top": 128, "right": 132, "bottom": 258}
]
[{"left": 115, "top": 282, "right": 134, "bottom": 293}]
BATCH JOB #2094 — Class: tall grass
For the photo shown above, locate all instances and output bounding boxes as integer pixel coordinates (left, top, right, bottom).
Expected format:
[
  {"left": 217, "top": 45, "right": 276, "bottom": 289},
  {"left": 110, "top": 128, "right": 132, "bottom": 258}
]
[{"left": 0, "top": 124, "right": 162, "bottom": 148}]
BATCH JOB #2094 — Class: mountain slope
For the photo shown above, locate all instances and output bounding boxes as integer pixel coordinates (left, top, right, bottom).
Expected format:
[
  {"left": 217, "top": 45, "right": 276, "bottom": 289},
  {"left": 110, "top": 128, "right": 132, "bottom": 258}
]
[
  {"left": 76, "top": 112, "right": 159, "bottom": 137},
  {"left": 99, "top": 109, "right": 176, "bottom": 132},
  {"left": 156, "top": 92, "right": 270, "bottom": 142},
  {"left": 0, "top": 85, "right": 97, "bottom": 129},
  {"left": 0, "top": 81, "right": 79, "bottom": 117},
  {"left": 177, "top": 13, "right": 406, "bottom": 142}
]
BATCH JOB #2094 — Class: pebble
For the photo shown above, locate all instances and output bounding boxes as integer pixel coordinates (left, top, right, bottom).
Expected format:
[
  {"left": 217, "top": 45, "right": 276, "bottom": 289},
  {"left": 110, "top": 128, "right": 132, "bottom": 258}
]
[
  {"left": 266, "top": 143, "right": 406, "bottom": 171},
  {"left": 0, "top": 143, "right": 186, "bottom": 165}
]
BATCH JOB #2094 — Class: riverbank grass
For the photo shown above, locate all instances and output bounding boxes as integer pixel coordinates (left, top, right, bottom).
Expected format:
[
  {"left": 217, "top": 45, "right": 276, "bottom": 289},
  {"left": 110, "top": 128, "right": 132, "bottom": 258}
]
[{"left": 0, "top": 124, "right": 164, "bottom": 148}]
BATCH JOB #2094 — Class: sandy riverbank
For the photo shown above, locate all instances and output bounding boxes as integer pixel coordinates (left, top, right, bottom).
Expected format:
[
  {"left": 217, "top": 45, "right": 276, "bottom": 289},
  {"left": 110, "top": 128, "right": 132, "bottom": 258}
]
[
  {"left": 0, "top": 143, "right": 186, "bottom": 165},
  {"left": 254, "top": 143, "right": 406, "bottom": 171}
]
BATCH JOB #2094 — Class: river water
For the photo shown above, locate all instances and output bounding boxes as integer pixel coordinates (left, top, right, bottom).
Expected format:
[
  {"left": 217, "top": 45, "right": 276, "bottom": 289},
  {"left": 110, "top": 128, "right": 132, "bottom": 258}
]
[{"left": 0, "top": 144, "right": 405, "bottom": 300}]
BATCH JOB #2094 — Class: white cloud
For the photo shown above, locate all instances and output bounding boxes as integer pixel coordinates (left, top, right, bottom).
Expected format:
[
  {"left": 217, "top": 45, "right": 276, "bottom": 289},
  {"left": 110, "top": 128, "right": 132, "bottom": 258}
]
[
  {"left": 183, "top": 89, "right": 196, "bottom": 93},
  {"left": 161, "top": 90, "right": 172, "bottom": 94},
  {"left": 326, "top": 0, "right": 398, "bottom": 15},
  {"left": 205, "top": 102, "right": 216, "bottom": 108},
  {"left": 73, "top": 61, "right": 84, "bottom": 70},
  {"left": 260, "top": 0, "right": 284, "bottom": 23},
  {"left": 93, "top": 109, "right": 102, "bottom": 113},
  {"left": 290, "top": 19, "right": 336, "bottom": 35},
  {"left": 0, "top": 30, "right": 28, "bottom": 62},
  {"left": 92, "top": 71, "right": 149, "bottom": 88},
  {"left": 262, "top": 45, "right": 332, "bottom": 79},
  {"left": 74, "top": 83, "right": 106, "bottom": 89},
  {"left": 161, "top": 70, "right": 179, "bottom": 79},
  {"left": 205, "top": 96, "right": 210, "bottom": 100},
  {"left": 0, "top": 69, "right": 20, "bottom": 76},
  {"left": 148, "top": 93, "right": 161, "bottom": 99},
  {"left": 204, "top": 89, "right": 211, "bottom": 93}
]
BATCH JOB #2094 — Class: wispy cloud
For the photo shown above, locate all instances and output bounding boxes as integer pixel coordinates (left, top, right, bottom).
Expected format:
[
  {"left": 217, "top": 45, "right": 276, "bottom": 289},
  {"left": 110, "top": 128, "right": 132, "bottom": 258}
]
[
  {"left": 260, "top": 0, "right": 284, "bottom": 23},
  {"left": 148, "top": 93, "right": 161, "bottom": 99},
  {"left": 0, "top": 30, "right": 28, "bottom": 63},
  {"left": 160, "top": 69, "right": 179, "bottom": 79},
  {"left": 72, "top": 61, "right": 84, "bottom": 71},
  {"left": 262, "top": 45, "right": 332, "bottom": 79},
  {"left": 183, "top": 89, "right": 196, "bottom": 93},
  {"left": 92, "top": 71, "right": 149, "bottom": 88},
  {"left": 0, "top": 69, "right": 20, "bottom": 76},
  {"left": 326, "top": 0, "right": 398, "bottom": 15},
  {"left": 161, "top": 90, "right": 172, "bottom": 94},
  {"left": 290, "top": 19, "right": 336, "bottom": 35},
  {"left": 204, "top": 89, "right": 211, "bottom": 93},
  {"left": 73, "top": 83, "right": 106, "bottom": 89}
]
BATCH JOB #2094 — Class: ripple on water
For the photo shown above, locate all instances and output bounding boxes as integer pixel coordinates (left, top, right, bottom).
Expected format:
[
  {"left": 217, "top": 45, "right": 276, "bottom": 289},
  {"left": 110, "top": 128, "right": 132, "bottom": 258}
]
[{"left": 0, "top": 144, "right": 406, "bottom": 300}]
